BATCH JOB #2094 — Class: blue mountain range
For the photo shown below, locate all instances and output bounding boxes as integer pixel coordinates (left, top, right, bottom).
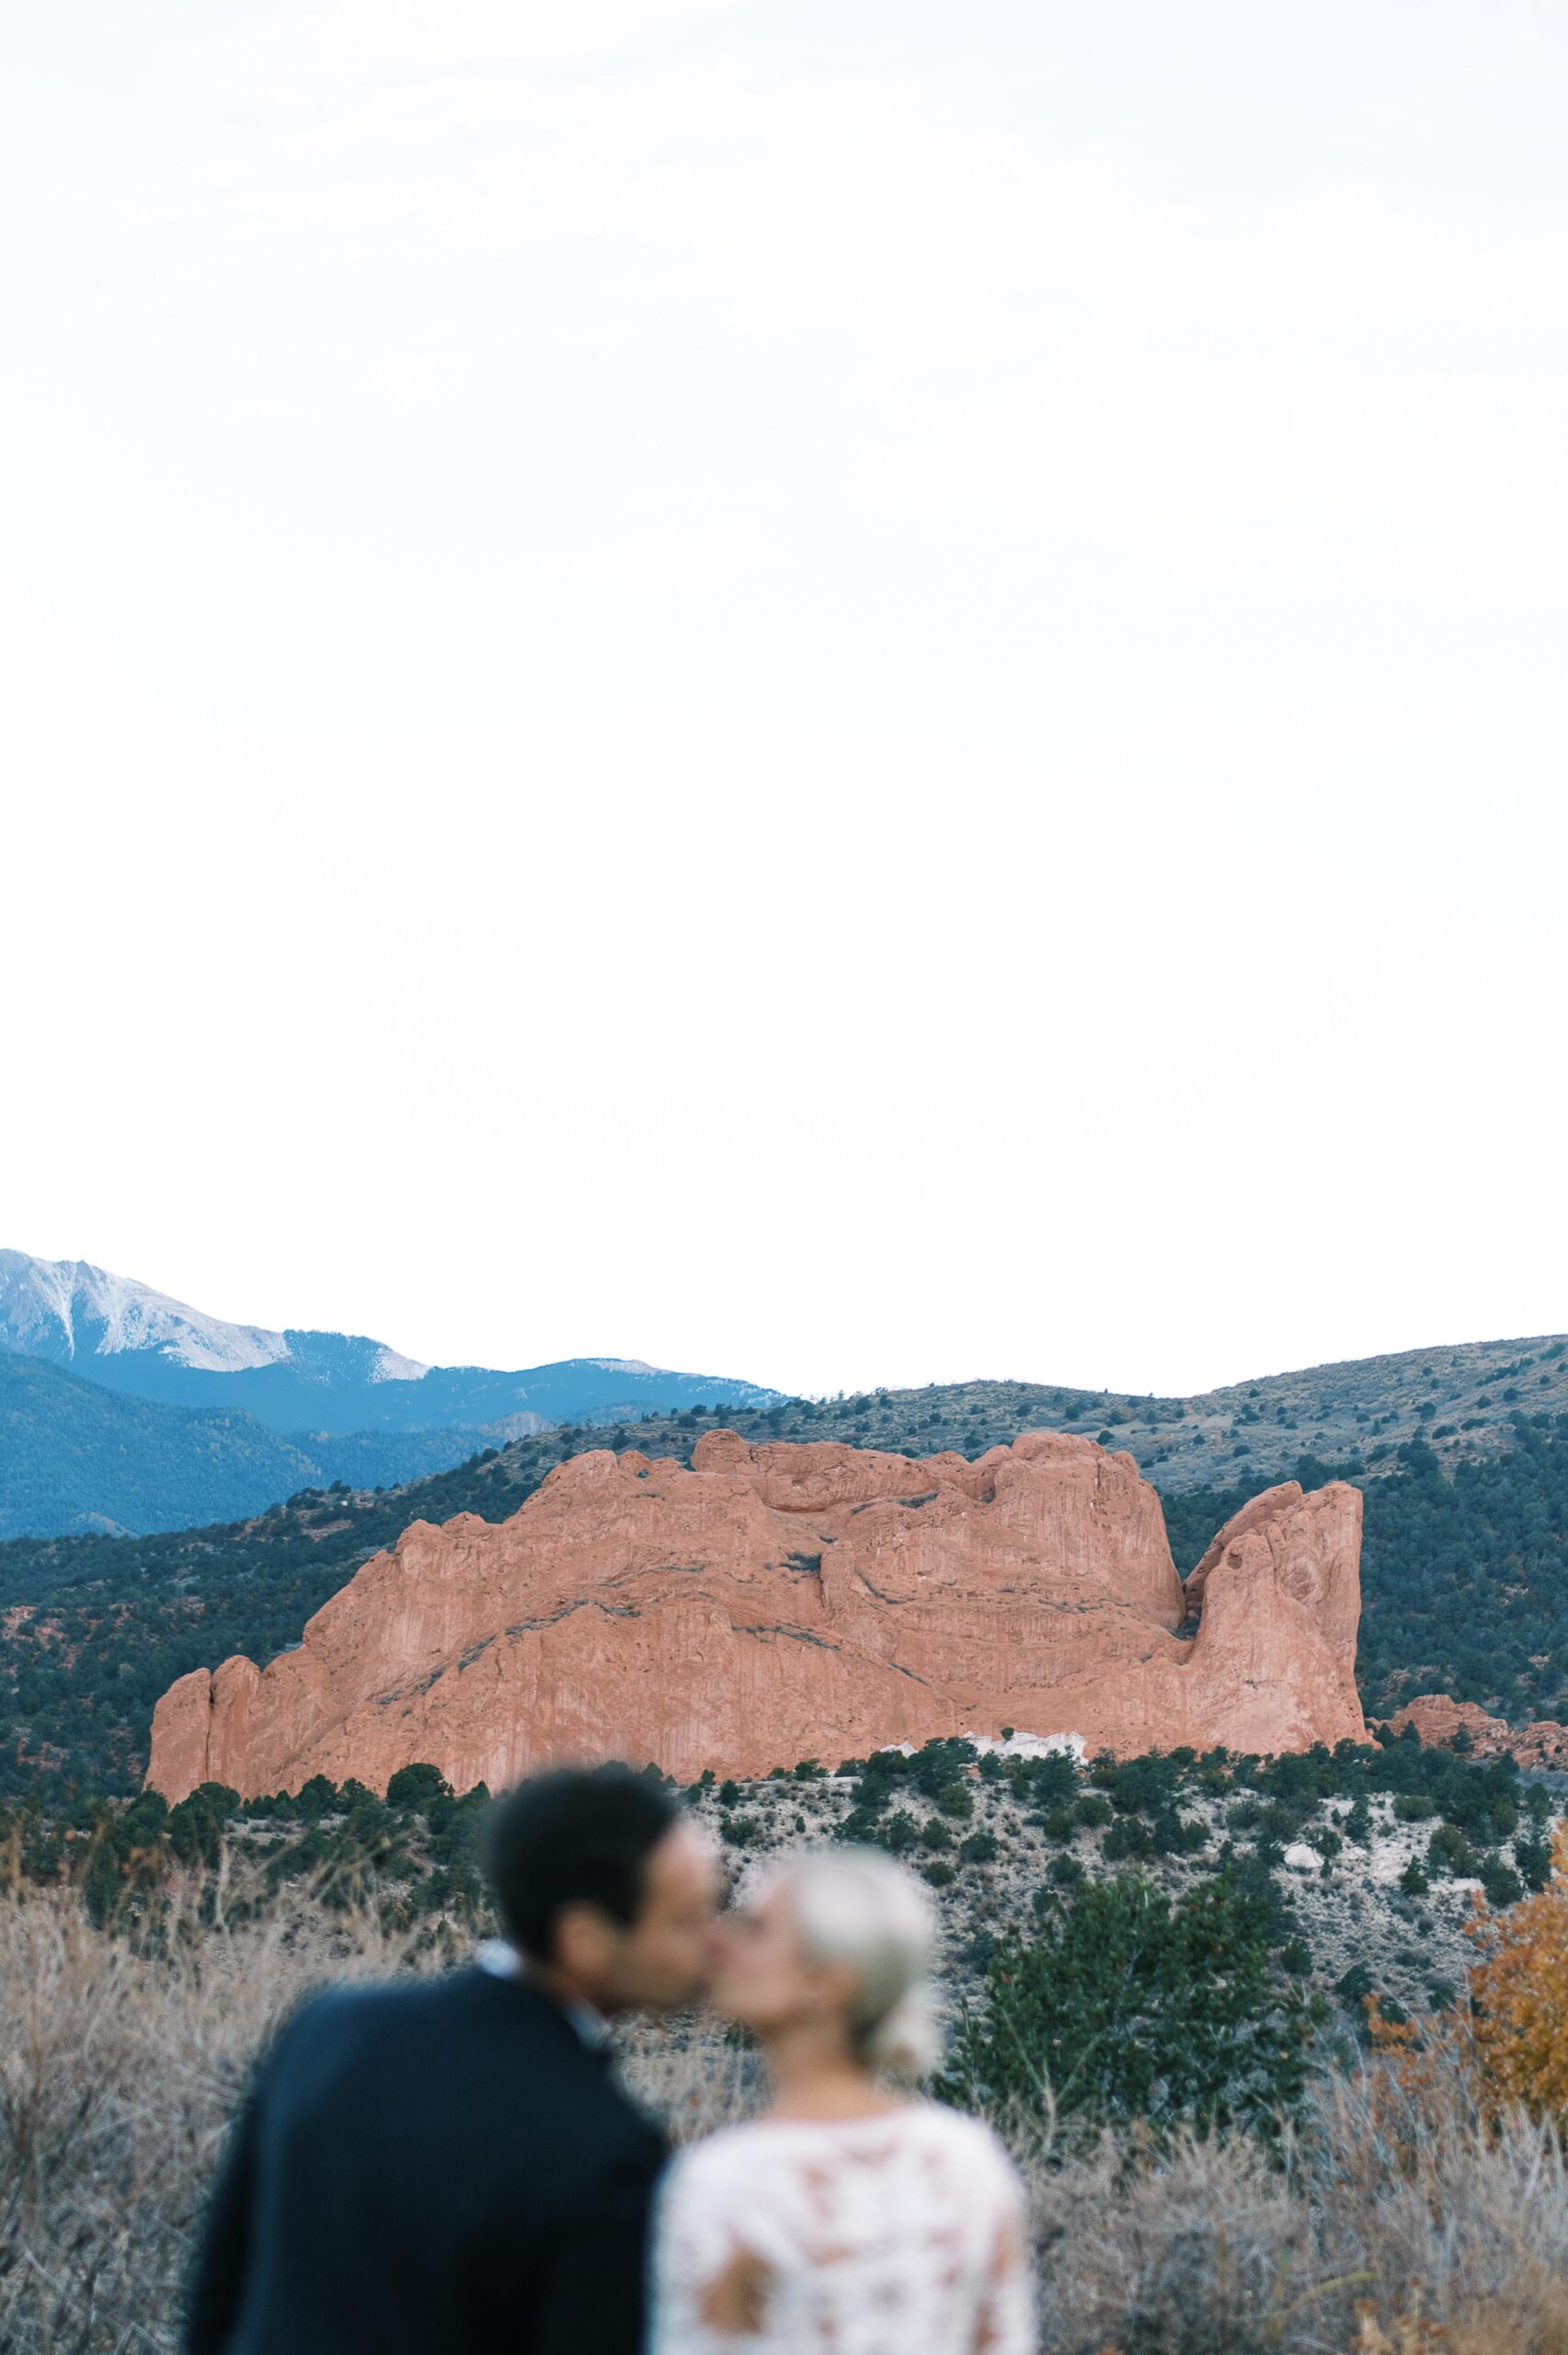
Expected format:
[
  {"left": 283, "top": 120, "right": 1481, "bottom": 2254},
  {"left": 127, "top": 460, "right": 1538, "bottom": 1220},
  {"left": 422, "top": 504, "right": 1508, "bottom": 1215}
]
[{"left": 0, "top": 1250, "right": 782, "bottom": 1538}]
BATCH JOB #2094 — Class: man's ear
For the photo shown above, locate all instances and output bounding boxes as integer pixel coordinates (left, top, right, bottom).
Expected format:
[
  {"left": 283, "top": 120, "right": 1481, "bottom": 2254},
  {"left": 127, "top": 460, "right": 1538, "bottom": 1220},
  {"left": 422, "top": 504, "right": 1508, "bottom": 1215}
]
[{"left": 551, "top": 1901, "right": 621, "bottom": 1987}]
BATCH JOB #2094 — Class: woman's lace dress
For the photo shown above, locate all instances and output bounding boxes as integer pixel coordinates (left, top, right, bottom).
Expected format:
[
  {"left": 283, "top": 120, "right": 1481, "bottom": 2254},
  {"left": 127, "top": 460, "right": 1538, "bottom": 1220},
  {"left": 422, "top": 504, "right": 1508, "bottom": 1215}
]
[{"left": 650, "top": 2103, "right": 1034, "bottom": 2355}]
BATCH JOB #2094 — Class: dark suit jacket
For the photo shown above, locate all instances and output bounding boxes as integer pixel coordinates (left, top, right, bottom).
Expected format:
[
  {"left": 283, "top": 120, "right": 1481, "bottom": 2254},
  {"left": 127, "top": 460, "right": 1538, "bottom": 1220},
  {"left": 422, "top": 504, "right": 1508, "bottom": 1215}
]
[{"left": 183, "top": 1968, "right": 667, "bottom": 2355}]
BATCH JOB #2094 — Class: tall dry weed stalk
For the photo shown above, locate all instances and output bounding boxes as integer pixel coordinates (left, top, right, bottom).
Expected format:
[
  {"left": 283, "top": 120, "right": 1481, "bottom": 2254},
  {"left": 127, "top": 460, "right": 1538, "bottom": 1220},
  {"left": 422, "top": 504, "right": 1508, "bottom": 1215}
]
[{"left": 6, "top": 1877, "right": 1568, "bottom": 2354}]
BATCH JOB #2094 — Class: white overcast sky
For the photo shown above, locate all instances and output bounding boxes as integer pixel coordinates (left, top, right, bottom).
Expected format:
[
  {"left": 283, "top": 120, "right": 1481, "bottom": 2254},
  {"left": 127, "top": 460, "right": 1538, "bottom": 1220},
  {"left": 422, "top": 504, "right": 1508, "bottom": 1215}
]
[{"left": 4, "top": 0, "right": 1565, "bottom": 1399}]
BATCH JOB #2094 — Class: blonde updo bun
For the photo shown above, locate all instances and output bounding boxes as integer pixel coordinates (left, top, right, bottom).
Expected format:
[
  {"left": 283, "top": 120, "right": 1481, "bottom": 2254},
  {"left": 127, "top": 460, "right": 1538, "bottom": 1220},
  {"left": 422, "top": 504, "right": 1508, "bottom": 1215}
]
[{"left": 776, "top": 1846, "right": 944, "bottom": 2079}]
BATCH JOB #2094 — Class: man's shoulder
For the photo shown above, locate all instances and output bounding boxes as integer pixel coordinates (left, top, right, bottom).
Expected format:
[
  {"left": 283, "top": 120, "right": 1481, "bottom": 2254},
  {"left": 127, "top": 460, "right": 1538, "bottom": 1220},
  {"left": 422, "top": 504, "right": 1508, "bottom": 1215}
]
[
  {"left": 279, "top": 1970, "right": 458, "bottom": 2046},
  {"left": 280, "top": 1966, "right": 574, "bottom": 2056},
  {"left": 273, "top": 1970, "right": 664, "bottom": 2157}
]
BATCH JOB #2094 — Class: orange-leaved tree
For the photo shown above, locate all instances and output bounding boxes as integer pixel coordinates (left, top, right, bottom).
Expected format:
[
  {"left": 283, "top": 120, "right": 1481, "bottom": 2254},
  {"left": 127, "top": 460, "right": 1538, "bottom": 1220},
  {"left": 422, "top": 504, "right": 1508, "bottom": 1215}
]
[{"left": 1469, "top": 1824, "right": 1568, "bottom": 2120}]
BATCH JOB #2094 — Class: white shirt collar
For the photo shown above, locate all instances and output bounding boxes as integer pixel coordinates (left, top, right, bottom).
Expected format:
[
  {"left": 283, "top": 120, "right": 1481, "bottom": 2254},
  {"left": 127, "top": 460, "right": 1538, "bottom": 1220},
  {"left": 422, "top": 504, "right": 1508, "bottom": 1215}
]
[{"left": 474, "top": 1938, "right": 612, "bottom": 2049}]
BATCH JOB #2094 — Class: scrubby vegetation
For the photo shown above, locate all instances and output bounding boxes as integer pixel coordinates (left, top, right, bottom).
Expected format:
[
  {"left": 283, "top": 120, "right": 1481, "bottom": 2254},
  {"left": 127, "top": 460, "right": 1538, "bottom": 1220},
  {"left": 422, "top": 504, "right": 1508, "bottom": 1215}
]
[
  {"left": 7, "top": 1726, "right": 1558, "bottom": 2052},
  {"left": 5, "top": 1734, "right": 1568, "bottom": 2354},
  {"left": 5, "top": 1401, "right": 1568, "bottom": 1797},
  {"left": 944, "top": 1865, "right": 1314, "bottom": 2138},
  {"left": 0, "top": 1765, "right": 494, "bottom": 1935}
]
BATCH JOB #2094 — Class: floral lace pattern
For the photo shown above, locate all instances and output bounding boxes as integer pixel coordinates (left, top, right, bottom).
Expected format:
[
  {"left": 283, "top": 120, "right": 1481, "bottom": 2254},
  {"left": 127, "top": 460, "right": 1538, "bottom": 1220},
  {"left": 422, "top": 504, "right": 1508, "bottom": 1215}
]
[{"left": 651, "top": 2103, "right": 1034, "bottom": 2355}]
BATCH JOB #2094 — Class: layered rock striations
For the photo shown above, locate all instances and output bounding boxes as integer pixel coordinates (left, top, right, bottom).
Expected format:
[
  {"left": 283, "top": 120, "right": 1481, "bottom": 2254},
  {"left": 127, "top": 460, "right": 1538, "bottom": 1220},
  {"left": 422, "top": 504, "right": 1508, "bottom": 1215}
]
[{"left": 146, "top": 1430, "right": 1366, "bottom": 1801}]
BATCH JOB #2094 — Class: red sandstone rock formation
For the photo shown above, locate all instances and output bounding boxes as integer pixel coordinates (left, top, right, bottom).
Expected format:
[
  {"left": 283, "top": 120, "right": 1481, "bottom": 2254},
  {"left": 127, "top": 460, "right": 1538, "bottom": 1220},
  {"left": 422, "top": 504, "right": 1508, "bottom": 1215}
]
[
  {"left": 1389, "top": 1694, "right": 1568, "bottom": 1767},
  {"left": 1183, "top": 1483, "right": 1307, "bottom": 1614},
  {"left": 146, "top": 1430, "right": 1367, "bottom": 1801}
]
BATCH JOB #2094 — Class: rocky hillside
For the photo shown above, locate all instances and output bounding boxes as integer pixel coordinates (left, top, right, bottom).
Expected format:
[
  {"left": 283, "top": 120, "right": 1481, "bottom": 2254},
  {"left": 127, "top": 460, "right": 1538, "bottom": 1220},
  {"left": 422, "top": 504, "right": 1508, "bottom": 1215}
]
[
  {"left": 676, "top": 1735, "right": 1554, "bottom": 2037},
  {"left": 780, "top": 1333, "right": 1568, "bottom": 1491},
  {"left": 6, "top": 1378, "right": 1568, "bottom": 1798}
]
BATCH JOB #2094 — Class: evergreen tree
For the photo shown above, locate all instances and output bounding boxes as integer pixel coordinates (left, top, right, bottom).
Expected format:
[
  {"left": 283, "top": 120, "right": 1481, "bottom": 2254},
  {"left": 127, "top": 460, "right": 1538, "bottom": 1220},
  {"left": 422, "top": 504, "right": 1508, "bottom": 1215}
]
[{"left": 943, "top": 1867, "right": 1310, "bottom": 2137}]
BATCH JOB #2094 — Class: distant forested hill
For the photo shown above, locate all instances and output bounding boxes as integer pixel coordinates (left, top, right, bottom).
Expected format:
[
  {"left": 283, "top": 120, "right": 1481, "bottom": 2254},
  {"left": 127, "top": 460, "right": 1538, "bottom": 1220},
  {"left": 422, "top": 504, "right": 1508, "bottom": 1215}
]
[
  {"left": 4, "top": 1388, "right": 1567, "bottom": 1798},
  {"left": 0, "top": 1352, "right": 486, "bottom": 1541},
  {"left": 697, "top": 1338, "right": 1568, "bottom": 1492}
]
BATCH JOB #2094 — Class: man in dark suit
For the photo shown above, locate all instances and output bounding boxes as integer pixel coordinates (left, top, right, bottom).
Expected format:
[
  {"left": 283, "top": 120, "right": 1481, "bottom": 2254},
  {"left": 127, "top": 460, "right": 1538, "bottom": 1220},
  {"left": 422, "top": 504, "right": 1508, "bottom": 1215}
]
[{"left": 184, "top": 1765, "right": 719, "bottom": 2355}]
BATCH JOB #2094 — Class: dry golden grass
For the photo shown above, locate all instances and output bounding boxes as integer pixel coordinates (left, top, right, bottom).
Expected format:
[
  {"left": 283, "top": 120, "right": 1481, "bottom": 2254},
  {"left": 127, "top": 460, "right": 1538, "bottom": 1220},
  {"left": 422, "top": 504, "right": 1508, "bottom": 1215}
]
[
  {"left": 0, "top": 1878, "right": 419, "bottom": 2353},
  {"left": 5, "top": 1882, "right": 1568, "bottom": 2354}
]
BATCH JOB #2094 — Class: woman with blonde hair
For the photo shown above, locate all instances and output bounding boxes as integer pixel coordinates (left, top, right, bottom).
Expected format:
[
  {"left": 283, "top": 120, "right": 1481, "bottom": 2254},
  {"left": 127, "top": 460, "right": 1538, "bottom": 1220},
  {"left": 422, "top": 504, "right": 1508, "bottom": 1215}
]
[{"left": 652, "top": 1846, "right": 1033, "bottom": 2354}]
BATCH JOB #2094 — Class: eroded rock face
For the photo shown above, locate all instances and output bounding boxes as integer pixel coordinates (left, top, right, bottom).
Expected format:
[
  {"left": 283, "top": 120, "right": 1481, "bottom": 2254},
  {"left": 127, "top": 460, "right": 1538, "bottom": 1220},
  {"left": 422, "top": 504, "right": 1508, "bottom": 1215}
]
[{"left": 146, "top": 1430, "right": 1366, "bottom": 1799}]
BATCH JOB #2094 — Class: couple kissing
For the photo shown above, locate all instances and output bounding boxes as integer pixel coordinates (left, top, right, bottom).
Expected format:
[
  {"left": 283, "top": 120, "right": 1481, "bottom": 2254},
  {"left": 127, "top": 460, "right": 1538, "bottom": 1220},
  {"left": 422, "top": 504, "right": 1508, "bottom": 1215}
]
[{"left": 184, "top": 1763, "right": 1033, "bottom": 2354}]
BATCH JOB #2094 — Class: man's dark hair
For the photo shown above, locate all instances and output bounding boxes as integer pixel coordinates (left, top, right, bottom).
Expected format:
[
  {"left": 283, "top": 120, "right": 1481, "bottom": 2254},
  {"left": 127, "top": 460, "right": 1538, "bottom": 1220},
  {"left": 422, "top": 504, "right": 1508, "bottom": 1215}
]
[{"left": 483, "top": 1765, "right": 680, "bottom": 1961}]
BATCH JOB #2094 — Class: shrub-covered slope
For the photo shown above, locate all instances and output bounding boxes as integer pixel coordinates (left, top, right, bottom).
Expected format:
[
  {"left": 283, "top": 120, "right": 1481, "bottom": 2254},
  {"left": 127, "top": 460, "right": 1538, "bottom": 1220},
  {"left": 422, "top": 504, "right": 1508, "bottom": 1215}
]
[
  {"left": 727, "top": 1335, "right": 1568, "bottom": 1492},
  {"left": 4, "top": 1389, "right": 1568, "bottom": 1797},
  {"left": 7, "top": 1733, "right": 1551, "bottom": 2055},
  {"left": 0, "top": 1351, "right": 486, "bottom": 1542}
]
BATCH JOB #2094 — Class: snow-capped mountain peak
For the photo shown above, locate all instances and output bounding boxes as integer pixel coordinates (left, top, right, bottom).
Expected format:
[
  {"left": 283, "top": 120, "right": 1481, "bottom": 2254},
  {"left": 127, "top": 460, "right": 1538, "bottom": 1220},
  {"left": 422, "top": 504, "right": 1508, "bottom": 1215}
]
[
  {"left": 0, "top": 1251, "right": 429, "bottom": 1382},
  {"left": 0, "top": 1249, "right": 779, "bottom": 1455},
  {"left": 0, "top": 1250, "right": 295, "bottom": 1373}
]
